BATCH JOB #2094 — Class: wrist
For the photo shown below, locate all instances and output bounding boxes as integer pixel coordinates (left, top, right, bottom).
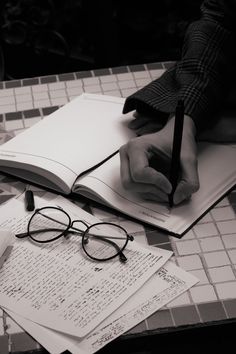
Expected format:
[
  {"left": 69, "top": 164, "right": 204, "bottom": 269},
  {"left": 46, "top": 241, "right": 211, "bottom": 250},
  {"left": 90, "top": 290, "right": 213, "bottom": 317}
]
[
  {"left": 184, "top": 115, "right": 197, "bottom": 137},
  {"left": 167, "top": 114, "right": 196, "bottom": 136}
]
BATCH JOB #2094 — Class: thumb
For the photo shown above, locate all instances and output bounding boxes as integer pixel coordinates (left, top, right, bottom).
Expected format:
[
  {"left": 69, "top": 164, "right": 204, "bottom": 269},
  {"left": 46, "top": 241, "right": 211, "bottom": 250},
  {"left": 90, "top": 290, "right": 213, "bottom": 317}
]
[{"left": 173, "top": 157, "right": 199, "bottom": 205}]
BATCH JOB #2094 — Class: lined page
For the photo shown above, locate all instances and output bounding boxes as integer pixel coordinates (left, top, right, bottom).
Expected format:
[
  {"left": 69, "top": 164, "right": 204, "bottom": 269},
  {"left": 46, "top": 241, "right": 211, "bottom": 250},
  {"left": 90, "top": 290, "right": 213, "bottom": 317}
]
[{"left": 74, "top": 143, "right": 236, "bottom": 235}]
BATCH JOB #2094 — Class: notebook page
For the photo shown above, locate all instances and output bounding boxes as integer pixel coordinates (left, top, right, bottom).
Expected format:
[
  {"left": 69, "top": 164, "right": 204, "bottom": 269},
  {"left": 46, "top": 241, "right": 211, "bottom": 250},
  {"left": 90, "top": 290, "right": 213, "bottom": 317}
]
[
  {"left": 0, "top": 94, "right": 135, "bottom": 192},
  {"left": 74, "top": 142, "right": 236, "bottom": 235}
]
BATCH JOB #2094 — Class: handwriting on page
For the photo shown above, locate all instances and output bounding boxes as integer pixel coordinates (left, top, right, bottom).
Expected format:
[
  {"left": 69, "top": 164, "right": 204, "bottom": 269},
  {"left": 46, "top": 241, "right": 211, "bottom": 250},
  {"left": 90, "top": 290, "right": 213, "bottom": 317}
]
[
  {"left": 0, "top": 241, "right": 161, "bottom": 329},
  {"left": 0, "top": 198, "right": 170, "bottom": 337}
]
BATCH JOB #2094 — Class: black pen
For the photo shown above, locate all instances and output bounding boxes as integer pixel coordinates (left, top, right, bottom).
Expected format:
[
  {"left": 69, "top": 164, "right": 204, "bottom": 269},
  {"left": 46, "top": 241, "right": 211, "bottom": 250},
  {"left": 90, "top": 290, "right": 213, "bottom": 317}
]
[
  {"left": 25, "top": 189, "right": 35, "bottom": 211},
  {"left": 168, "top": 100, "right": 185, "bottom": 208}
]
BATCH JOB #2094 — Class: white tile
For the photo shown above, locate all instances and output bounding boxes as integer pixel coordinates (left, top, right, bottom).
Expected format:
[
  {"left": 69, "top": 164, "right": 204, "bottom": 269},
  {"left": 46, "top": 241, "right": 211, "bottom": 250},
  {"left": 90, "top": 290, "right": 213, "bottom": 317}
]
[
  {"left": 32, "top": 84, "right": 48, "bottom": 92},
  {"left": 118, "top": 80, "right": 137, "bottom": 89},
  {"left": 133, "top": 71, "right": 151, "bottom": 79},
  {"left": 34, "top": 99, "right": 51, "bottom": 108},
  {"left": 66, "top": 79, "right": 83, "bottom": 87},
  {"left": 116, "top": 73, "right": 133, "bottom": 81},
  {"left": 217, "top": 220, "right": 236, "bottom": 234},
  {"left": 48, "top": 82, "right": 65, "bottom": 90},
  {"left": 190, "top": 284, "right": 217, "bottom": 303},
  {"left": 199, "top": 236, "right": 224, "bottom": 252},
  {"left": 190, "top": 269, "right": 208, "bottom": 285},
  {"left": 50, "top": 97, "right": 68, "bottom": 106},
  {"left": 0, "top": 88, "right": 14, "bottom": 96},
  {"left": 24, "top": 117, "right": 41, "bottom": 128},
  {"left": 33, "top": 92, "right": 49, "bottom": 100},
  {"left": 167, "top": 292, "right": 191, "bottom": 307},
  {"left": 103, "top": 90, "right": 121, "bottom": 97},
  {"left": 16, "top": 102, "right": 34, "bottom": 111},
  {"left": 49, "top": 89, "right": 67, "bottom": 98},
  {"left": 0, "top": 105, "right": 16, "bottom": 113},
  {"left": 0, "top": 96, "right": 15, "bottom": 105},
  {"left": 101, "top": 82, "right": 119, "bottom": 91},
  {"left": 204, "top": 251, "right": 231, "bottom": 267},
  {"left": 193, "top": 222, "right": 218, "bottom": 238},
  {"left": 176, "top": 255, "right": 203, "bottom": 270},
  {"left": 228, "top": 249, "right": 236, "bottom": 263},
  {"left": 100, "top": 74, "right": 117, "bottom": 83},
  {"left": 175, "top": 239, "right": 201, "bottom": 256},
  {"left": 222, "top": 234, "right": 236, "bottom": 249},
  {"left": 211, "top": 206, "right": 235, "bottom": 221},
  {"left": 15, "top": 86, "right": 31, "bottom": 94},
  {"left": 66, "top": 87, "right": 84, "bottom": 96},
  {"left": 215, "top": 281, "right": 236, "bottom": 299},
  {"left": 82, "top": 77, "right": 100, "bottom": 85},
  {"left": 208, "top": 266, "right": 235, "bottom": 283},
  {"left": 5, "top": 120, "right": 24, "bottom": 130},
  {"left": 84, "top": 85, "right": 102, "bottom": 93},
  {"left": 15, "top": 94, "right": 33, "bottom": 103}
]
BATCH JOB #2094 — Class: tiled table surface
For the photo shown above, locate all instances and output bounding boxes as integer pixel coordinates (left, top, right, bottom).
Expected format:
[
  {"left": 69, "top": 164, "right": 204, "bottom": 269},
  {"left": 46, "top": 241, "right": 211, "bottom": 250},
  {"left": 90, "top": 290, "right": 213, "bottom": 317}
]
[{"left": 0, "top": 62, "right": 236, "bottom": 353}]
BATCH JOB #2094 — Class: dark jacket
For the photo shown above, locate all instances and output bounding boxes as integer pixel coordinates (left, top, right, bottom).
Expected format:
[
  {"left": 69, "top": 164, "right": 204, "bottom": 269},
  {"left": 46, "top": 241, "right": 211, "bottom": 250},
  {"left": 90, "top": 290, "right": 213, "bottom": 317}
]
[{"left": 123, "top": 0, "right": 236, "bottom": 132}]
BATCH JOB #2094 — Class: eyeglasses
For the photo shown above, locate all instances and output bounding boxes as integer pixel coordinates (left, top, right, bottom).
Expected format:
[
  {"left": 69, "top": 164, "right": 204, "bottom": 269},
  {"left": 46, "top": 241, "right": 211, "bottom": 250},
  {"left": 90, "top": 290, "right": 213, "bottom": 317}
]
[{"left": 15, "top": 206, "right": 134, "bottom": 263}]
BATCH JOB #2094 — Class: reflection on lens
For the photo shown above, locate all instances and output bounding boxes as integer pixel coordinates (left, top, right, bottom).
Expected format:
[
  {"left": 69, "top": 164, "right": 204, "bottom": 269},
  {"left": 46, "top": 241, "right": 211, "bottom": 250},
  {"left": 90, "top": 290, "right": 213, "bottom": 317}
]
[
  {"left": 82, "top": 223, "right": 128, "bottom": 260},
  {"left": 29, "top": 207, "right": 70, "bottom": 242}
]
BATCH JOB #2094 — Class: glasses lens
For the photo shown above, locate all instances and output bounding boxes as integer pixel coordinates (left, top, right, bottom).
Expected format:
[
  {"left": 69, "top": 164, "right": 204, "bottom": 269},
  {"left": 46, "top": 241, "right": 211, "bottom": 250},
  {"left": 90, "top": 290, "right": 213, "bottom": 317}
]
[
  {"left": 83, "top": 223, "right": 128, "bottom": 260},
  {"left": 29, "top": 207, "right": 70, "bottom": 242}
]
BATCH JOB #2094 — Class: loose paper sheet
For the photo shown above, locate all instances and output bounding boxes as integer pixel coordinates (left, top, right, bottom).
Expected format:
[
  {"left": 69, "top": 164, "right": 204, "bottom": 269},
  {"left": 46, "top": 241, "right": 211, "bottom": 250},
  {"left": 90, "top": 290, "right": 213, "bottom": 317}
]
[
  {"left": 0, "top": 196, "right": 171, "bottom": 337},
  {"left": 5, "top": 260, "right": 198, "bottom": 354}
]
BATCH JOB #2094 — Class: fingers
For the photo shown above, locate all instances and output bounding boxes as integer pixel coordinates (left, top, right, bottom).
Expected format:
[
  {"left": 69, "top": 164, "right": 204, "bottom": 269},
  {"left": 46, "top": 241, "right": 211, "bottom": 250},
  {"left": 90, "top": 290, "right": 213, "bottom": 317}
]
[
  {"left": 173, "top": 154, "right": 200, "bottom": 205},
  {"left": 120, "top": 122, "right": 200, "bottom": 206},
  {"left": 128, "top": 115, "right": 163, "bottom": 135},
  {"left": 120, "top": 140, "right": 172, "bottom": 201}
]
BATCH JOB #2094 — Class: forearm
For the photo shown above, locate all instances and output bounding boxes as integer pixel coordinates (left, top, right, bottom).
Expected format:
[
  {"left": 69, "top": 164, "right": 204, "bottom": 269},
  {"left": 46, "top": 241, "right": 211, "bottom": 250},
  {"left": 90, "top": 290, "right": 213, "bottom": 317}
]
[{"left": 123, "top": 0, "right": 236, "bottom": 133}]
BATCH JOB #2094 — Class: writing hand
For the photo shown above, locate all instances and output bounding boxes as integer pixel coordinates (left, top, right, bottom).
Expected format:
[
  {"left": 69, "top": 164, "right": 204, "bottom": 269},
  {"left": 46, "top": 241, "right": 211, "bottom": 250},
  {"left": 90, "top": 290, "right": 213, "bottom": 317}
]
[
  {"left": 128, "top": 111, "right": 164, "bottom": 136},
  {"left": 119, "top": 115, "right": 200, "bottom": 205}
]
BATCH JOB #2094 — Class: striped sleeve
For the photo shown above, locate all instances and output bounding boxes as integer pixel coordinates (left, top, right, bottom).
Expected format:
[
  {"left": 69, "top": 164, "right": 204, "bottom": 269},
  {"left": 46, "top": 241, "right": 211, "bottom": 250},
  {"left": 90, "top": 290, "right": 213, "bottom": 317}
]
[{"left": 123, "top": 0, "right": 235, "bottom": 132}]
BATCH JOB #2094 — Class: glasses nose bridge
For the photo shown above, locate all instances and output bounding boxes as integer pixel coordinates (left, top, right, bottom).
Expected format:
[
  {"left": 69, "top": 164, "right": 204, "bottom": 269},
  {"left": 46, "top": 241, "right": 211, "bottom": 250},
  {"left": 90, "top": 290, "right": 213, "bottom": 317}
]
[{"left": 71, "top": 219, "right": 88, "bottom": 231}]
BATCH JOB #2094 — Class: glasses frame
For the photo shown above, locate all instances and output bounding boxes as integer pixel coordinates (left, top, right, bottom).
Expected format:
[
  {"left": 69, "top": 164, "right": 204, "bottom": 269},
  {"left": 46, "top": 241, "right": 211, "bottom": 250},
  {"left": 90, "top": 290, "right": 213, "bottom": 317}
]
[{"left": 15, "top": 206, "right": 133, "bottom": 262}]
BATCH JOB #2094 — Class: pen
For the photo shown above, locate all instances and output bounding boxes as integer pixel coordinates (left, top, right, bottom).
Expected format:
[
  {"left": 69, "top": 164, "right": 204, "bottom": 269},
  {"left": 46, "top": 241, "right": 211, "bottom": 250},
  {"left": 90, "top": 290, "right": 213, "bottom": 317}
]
[
  {"left": 25, "top": 189, "right": 35, "bottom": 211},
  {"left": 168, "top": 100, "right": 185, "bottom": 208}
]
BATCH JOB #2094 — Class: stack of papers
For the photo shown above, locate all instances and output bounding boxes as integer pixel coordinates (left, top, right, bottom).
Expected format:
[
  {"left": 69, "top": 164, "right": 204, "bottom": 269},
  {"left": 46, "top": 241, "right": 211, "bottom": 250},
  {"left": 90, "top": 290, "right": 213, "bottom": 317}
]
[{"left": 0, "top": 195, "right": 198, "bottom": 354}]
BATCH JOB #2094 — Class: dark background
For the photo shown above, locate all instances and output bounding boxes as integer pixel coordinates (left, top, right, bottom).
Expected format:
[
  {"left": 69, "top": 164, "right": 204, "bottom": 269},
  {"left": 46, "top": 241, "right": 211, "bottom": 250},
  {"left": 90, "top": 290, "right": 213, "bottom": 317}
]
[{"left": 0, "top": 0, "right": 202, "bottom": 80}]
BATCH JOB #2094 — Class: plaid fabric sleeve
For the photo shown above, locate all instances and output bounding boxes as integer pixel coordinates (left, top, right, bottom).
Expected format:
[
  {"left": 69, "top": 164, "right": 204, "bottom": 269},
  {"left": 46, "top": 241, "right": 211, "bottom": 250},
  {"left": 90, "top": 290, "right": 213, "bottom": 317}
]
[{"left": 123, "top": 0, "right": 236, "bottom": 131}]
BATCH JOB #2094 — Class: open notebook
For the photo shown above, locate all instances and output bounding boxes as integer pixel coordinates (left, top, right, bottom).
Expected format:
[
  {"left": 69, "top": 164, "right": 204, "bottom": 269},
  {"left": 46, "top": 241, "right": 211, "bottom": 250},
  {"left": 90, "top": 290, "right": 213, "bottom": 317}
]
[{"left": 0, "top": 93, "right": 235, "bottom": 236}]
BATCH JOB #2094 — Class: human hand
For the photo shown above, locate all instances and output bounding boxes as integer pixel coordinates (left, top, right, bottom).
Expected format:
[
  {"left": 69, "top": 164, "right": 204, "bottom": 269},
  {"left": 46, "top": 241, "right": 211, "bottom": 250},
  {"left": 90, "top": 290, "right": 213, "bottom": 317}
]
[
  {"left": 128, "top": 111, "right": 164, "bottom": 136},
  {"left": 119, "top": 115, "right": 200, "bottom": 205}
]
